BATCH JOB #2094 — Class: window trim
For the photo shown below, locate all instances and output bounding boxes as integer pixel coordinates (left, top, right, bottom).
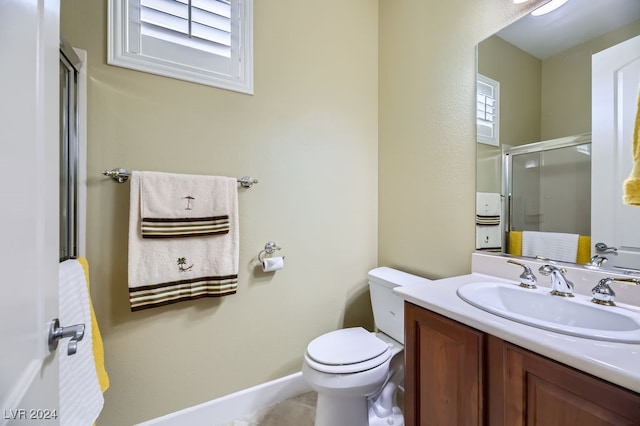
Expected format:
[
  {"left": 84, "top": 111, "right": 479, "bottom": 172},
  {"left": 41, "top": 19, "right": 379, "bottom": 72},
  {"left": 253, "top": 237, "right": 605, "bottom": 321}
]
[{"left": 108, "top": 0, "right": 253, "bottom": 94}]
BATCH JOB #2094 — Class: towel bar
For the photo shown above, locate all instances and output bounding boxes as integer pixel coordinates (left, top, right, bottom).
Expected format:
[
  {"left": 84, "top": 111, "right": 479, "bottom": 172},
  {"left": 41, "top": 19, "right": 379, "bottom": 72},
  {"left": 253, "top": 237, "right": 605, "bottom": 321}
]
[{"left": 102, "top": 168, "right": 259, "bottom": 188}]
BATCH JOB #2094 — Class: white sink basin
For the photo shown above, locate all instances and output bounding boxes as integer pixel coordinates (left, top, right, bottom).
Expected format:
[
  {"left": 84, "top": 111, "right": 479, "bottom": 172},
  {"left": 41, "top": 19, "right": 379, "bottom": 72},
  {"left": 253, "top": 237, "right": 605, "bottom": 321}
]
[{"left": 456, "top": 282, "right": 640, "bottom": 343}]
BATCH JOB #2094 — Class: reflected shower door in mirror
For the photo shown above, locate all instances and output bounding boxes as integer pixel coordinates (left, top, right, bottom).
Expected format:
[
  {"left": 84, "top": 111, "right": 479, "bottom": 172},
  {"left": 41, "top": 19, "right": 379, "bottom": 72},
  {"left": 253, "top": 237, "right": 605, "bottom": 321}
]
[
  {"left": 505, "top": 135, "right": 591, "bottom": 264},
  {"left": 475, "top": 0, "right": 640, "bottom": 268}
]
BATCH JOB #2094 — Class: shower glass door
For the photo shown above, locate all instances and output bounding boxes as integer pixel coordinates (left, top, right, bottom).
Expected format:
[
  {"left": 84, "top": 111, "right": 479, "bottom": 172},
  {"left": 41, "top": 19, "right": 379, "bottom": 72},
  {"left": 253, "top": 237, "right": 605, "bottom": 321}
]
[{"left": 505, "top": 134, "right": 592, "bottom": 238}]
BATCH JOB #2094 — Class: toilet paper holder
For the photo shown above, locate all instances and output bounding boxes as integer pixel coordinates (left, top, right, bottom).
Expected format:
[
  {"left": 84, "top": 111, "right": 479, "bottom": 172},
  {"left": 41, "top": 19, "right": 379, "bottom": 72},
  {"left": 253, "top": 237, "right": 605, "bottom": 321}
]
[{"left": 258, "top": 241, "right": 284, "bottom": 262}]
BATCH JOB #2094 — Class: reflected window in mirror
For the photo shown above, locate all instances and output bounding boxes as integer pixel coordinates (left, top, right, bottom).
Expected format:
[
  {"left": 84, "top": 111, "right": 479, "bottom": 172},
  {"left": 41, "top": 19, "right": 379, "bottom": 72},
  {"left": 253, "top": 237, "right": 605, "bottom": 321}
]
[{"left": 477, "top": 74, "right": 500, "bottom": 147}]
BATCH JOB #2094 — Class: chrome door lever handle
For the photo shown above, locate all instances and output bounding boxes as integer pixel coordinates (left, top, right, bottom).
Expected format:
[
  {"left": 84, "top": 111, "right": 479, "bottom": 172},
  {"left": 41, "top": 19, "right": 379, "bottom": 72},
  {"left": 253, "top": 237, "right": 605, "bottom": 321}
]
[
  {"left": 595, "top": 242, "right": 618, "bottom": 253},
  {"left": 48, "top": 318, "right": 85, "bottom": 355}
]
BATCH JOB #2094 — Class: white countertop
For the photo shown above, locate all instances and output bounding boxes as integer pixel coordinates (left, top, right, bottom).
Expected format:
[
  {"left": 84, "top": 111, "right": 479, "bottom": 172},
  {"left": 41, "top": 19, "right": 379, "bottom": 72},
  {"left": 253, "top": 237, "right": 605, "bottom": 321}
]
[{"left": 394, "top": 268, "right": 640, "bottom": 394}]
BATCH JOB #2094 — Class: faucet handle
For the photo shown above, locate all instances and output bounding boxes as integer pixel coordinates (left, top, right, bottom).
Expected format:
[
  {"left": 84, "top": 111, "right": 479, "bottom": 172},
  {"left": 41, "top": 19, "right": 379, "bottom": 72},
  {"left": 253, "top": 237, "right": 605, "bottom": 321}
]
[
  {"left": 507, "top": 259, "right": 537, "bottom": 289},
  {"left": 591, "top": 278, "right": 616, "bottom": 306},
  {"left": 591, "top": 277, "right": 640, "bottom": 306},
  {"left": 538, "top": 264, "right": 567, "bottom": 276}
]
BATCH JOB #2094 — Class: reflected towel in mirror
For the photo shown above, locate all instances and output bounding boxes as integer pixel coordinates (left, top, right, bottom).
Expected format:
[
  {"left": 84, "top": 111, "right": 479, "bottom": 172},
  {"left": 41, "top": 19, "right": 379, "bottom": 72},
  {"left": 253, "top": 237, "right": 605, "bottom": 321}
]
[
  {"left": 522, "top": 231, "right": 579, "bottom": 263},
  {"left": 623, "top": 89, "right": 640, "bottom": 206}
]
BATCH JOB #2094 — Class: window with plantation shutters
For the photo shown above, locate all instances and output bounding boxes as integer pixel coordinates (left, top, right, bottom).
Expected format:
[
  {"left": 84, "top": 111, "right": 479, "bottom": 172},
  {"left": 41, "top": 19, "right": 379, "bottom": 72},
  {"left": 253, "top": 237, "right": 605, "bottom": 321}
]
[
  {"left": 108, "top": 0, "right": 253, "bottom": 94},
  {"left": 477, "top": 74, "right": 500, "bottom": 146}
]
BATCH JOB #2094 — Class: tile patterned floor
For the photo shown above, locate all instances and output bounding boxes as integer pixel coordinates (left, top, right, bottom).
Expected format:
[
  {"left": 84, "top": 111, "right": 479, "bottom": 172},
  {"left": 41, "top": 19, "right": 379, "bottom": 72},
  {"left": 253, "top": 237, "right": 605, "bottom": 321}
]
[
  {"left": 216, "top": 388, "right": 403, "bottom": 425},
  {"left": 216, "top": 391, "right": 317, "bottom": 426}
]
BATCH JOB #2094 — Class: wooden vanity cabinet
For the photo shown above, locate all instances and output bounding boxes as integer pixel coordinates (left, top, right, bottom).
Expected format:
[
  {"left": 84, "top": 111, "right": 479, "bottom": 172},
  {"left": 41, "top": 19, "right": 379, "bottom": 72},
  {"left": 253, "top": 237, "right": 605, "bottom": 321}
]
[
  {"left": 405, "top": 302, "right": 640, "bottom": 426},
  {"left": 487, "top": 336, "right": 640, "bottom": 425},
  {"left": 404, "top": 301, "right": 486, "bottom": 425}
]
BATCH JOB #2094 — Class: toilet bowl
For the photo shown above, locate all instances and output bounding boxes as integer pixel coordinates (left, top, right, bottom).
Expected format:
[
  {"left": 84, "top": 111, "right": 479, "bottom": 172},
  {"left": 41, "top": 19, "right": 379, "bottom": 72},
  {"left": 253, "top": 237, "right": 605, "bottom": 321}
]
[
  {"left": 302, "top": 267, "right": 430, "bottom": 426},
  {"left": 302, "top": 327, "right": 403, "bottom": 426}
]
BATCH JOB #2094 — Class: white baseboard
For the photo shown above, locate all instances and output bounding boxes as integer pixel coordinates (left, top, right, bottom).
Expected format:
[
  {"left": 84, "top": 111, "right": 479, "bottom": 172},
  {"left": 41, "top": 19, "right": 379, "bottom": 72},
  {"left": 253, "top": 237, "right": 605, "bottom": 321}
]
[{"left": 135, "top": 372, "right": 311, "bottom": 426}]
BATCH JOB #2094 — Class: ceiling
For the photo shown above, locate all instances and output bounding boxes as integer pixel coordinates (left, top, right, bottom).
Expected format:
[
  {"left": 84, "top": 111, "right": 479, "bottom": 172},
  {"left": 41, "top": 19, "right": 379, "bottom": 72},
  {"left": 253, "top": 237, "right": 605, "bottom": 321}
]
[{"left": 496, "top": 0, "right": 640, "bottom": 59}]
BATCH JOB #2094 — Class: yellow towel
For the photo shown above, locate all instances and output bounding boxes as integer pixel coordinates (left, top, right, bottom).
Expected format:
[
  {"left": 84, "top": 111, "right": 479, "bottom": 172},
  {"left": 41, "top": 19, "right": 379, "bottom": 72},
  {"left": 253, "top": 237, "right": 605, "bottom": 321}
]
[
  {"left": 623, "top": 89, "right": 640, "bottom": 206},
  {"left": 576, "top": 236, "right": 592, "bottom": 264},
  {"left": 78, "top": 257, "right": 110, "bottom": 393},
  {"left": 508, "top": 231, "right": 523, "bottom": 257}
]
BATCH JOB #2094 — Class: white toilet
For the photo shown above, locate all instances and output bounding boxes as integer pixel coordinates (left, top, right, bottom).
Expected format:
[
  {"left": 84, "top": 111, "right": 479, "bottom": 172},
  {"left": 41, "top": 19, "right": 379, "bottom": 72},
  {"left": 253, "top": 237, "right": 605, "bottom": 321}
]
[{"left": 302, "top": 267, "right": 430, "bottom": 426}]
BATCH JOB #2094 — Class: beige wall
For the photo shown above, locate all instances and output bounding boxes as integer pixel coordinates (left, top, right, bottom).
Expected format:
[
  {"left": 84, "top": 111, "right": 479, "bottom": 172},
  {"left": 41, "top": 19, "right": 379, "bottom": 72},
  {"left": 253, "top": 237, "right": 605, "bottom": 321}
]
[
  {"left": 477, "top": 35, "right": 542, "bottom": 193},
  {"left": 474, "top": 19, "right": 640, "bottom": 146},
  {"left": 542, "top": 18, "right": 640, "bottom": 139},
  {"left": 61, "top": 1, "right": 378, "bottom": 424},
  {"left": 378, "top": 0, "right": 547, "bottom": 279},
  {"left": 479, "top": 35, "right": 542, "bottom": 146}
]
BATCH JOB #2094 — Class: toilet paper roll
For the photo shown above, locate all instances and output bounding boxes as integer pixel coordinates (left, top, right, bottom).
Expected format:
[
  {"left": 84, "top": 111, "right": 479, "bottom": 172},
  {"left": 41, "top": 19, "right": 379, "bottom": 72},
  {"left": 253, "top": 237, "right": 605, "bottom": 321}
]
[{"left": 262, "top": 256, "right": 284, "bottom": 272}]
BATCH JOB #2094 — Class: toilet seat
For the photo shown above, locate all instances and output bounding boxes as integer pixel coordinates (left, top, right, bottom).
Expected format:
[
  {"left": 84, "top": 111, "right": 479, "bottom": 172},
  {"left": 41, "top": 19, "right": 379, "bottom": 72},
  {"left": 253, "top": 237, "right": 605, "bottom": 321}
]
[{"left": 305, "top": 327, "right": 392, "bottom": 374}]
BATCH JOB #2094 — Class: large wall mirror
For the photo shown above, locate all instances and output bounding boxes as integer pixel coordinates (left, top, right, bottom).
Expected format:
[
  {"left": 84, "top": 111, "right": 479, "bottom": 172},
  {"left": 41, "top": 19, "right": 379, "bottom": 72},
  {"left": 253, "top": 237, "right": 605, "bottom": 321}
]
[{"left": 476, "top": 0, "right": 640, "bottom": 270}]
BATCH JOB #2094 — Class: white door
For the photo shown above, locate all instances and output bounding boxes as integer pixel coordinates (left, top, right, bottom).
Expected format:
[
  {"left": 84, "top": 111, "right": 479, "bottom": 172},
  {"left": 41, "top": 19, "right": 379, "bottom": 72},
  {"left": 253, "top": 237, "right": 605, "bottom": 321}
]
[
  {"left": 592, "top": 34, "right": 640, "bottom": 271},
  {"left": 0, "top": 0, "right": 61, "bottom": 423}
]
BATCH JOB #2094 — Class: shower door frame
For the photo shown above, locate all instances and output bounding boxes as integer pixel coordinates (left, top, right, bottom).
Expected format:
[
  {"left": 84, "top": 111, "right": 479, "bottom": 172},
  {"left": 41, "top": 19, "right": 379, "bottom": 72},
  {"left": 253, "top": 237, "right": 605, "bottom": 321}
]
[{"left": 59, "top": 39, "right": 87, "bottom": 261}]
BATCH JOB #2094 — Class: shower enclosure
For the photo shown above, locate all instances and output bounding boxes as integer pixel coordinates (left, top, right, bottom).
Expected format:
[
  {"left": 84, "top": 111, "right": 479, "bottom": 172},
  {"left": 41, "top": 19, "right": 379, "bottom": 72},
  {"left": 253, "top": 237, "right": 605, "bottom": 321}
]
[{"left": 503, "top": 134, "right": 591, "bottom": 249}]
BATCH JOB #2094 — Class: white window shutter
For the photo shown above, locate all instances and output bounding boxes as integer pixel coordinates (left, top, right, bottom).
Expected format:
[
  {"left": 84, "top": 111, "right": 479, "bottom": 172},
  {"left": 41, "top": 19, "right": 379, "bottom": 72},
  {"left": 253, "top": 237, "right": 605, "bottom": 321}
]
[
  {"left": 140, "top": 0, "right": 231, "bottom": 56},
  {"left": 108, "top": 0, "right": 253, "bottom": 94}
]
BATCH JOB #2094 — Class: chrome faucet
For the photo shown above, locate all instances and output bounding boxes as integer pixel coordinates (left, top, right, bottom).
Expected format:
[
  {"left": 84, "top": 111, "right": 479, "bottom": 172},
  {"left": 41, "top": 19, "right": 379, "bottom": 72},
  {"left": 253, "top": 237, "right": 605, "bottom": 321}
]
[
  {"left": 591, "top": 277, "right": 640, "bottom": 306},
  {"left": 586, "top": 255, "right": 608, "bottom": 267},
  {"left": 538, "top": 265, "right": 574, "bottom": 297},
  {"left": 507, "top": 259, "right": 537, "bottom": 289}
]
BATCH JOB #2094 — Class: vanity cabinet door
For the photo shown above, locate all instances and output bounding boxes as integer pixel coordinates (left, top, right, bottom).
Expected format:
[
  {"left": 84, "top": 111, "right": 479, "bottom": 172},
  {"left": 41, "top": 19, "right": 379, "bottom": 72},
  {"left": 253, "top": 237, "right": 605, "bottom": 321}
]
[
  {"left": 404, "top": 302, "right": 485, "bottom": 426},
  {"left": 488, "top": 336, "right": 640, "bottom": 426}
]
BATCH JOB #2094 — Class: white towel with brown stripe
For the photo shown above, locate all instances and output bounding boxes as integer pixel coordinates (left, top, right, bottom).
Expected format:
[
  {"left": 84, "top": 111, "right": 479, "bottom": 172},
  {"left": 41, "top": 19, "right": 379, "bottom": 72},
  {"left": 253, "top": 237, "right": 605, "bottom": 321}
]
[
  {"left": 140, "top": 171, "right": 231, "bottom": 237},
  {"left": 128, "top": 171, "right": 239, "bottom": 311}
]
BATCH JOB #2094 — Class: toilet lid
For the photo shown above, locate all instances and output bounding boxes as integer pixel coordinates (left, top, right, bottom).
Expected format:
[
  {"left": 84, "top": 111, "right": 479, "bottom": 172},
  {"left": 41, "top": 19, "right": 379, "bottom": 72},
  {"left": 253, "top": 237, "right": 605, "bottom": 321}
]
[
  {"left": 304, "top": 349, "right": 391, "bottom": 374},
  {"left": 306, "top": 327, "right": 390, "bottom": 370}
]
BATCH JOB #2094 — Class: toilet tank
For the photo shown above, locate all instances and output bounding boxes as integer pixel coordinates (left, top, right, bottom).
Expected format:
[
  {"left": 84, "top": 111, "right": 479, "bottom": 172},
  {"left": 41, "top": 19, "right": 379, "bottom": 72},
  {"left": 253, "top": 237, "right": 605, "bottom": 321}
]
[{"left": 368, "top": 267, "right": 431, "bottom": 344}]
